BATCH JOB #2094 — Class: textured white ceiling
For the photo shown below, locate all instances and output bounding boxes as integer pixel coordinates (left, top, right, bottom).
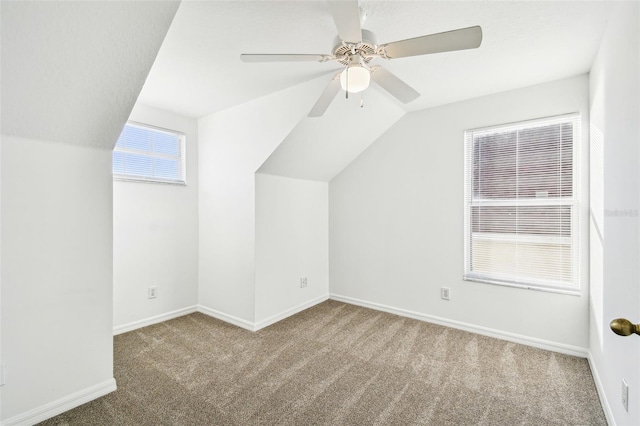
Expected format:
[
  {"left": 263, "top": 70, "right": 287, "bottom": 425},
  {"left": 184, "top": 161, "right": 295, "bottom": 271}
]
[
  {"left": 137, "top": 0, "right": 614, "bottom": 119},
  {"left": 258, "top": 82, "right": 405, "bottom": 181},
  {"left": 1, "top": 1, "right": 180, "bottom": 148}
]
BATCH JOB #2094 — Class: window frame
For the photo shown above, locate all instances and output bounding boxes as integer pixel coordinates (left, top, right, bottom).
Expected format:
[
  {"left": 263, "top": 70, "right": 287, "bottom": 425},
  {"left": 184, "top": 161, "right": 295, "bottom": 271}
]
[
  {"left": 112, "top": 121, "right": 187, "bottom": 185},
  {"left": 463, "top": 113, "right": 581, "bottom": 295}
]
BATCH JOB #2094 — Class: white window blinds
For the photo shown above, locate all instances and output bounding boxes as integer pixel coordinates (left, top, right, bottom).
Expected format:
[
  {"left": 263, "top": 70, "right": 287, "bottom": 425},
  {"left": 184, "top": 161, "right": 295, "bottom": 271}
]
[
  {"left": 463, "top": 114, "right": 580, "bottom": 293},
  {"left": 113, "top": 122, "right": 186, "bottom": 184}
]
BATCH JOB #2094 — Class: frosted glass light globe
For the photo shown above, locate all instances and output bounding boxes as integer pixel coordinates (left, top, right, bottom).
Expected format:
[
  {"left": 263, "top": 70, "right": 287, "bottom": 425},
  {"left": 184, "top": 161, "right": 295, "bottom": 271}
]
[{"left": 340, "top": 65, "right": 370, "bottom": 93}]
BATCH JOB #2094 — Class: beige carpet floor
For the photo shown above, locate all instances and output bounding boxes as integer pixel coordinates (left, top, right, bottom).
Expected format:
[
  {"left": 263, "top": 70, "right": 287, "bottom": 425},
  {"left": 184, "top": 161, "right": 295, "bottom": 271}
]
[{"left": 40, "top": 300, "right": 606, "bottom": 425}]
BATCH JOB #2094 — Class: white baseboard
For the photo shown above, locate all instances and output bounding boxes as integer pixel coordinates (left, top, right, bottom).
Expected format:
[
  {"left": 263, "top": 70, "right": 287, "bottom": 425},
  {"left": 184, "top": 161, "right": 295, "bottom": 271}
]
[
  {"left": 113, "top": 305, "right": 198, "bottom": 335},
  {"left": 198, "top": 295, "right": 330, "bottom": 332},
  {"left": 0, "top": 378, "right": 116, "bottom": 426},
  {"left": 197, "top": 304, "right": 256, "bottom": 331},
  {"left": 587, "top": 352, "right": 615, "bottom": 426},
  {"left": 254, "top": 294, "right": 330, "bottom": 331},
  {"left": 330, "top": 294, "right": 588, "bottom": 358}
]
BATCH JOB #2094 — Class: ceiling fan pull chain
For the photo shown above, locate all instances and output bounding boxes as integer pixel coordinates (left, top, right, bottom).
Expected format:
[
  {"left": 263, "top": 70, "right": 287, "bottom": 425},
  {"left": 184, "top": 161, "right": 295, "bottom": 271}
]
[
  {"left": 345, "top": 65, "right": 349, "bottom": 99},
  {"left": 360, "top": 93, "right": 364, "bottom": 108}
]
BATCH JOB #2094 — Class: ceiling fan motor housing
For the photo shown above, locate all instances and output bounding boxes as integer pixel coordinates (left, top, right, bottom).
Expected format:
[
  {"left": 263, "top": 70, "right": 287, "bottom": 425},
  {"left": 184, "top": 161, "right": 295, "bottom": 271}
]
[{"left": 332, "top": 29, "right": 378, "bottom": 65}]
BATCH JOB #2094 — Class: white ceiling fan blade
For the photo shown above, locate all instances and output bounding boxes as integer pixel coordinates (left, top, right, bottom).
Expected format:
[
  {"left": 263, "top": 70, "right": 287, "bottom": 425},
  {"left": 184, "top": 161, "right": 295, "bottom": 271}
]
[
  {"left": 308, "top": 76, "right": 341, "bottom": 117},
  {"left": 327, "top": 0, "right": 362, "bottom": 43},
  {"left": 241, "top": 54, "right": 334, "bottom": 63},
  {"left": 379, "top": 26, "right": 482, "bottom": 59},
  {"left": 370, "top": 67, "right": 420, "bottom": 104}
]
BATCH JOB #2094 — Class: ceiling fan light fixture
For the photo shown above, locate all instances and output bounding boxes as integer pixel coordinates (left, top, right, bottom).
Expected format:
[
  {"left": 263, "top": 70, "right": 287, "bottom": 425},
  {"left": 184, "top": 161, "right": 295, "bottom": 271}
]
[
  {"left": 340, "top": 64, "right": 370, "bottom": 93},
  {"left": 241, "top": 0, "right": 483, "bottom": 117}
]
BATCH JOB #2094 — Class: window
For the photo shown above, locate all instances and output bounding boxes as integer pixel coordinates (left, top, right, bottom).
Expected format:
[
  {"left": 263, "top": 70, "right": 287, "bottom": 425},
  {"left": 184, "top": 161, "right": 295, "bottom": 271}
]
[
  {"left": 112, "top": 122, "right": 186, "bottom": 184},
  {"left": 464, "top": 114, "right": 580, "bottom": 293}
]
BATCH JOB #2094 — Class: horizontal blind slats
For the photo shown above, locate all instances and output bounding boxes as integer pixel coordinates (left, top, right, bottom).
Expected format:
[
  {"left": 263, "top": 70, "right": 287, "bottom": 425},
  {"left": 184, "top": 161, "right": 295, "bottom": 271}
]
[
  {"left": 464, "top": 114, "right": 580, "bottom": 291},
  {"left": 112, "top": 122, "right": 186, "bottom": 184}
]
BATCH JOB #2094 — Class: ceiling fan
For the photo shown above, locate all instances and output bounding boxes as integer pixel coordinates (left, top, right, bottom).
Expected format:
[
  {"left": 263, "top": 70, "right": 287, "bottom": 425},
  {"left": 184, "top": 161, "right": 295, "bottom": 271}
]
[{"left": 240, "top": 1, "right": 482, "bottom": 117}]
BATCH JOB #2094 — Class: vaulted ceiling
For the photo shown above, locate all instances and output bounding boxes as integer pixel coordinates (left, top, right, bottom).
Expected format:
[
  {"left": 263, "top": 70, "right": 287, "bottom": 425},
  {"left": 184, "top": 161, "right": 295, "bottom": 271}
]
[
  {"left": 134, "top": 1, "right": 613, "bottom": 182},
  {"left": 137, "top": 1, "right": 613, "bottom": 119},
  {"left": 4, "top": 0, "right": 610, "bottom": 181}
]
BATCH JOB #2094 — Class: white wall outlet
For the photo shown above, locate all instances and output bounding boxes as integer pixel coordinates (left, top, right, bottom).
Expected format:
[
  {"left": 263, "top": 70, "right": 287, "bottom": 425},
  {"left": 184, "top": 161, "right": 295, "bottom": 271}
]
[
  {"left": 300, "top": 277, "right": 308, "bottom": 288},
  {"left": 148, "top": 286, "right": 158, "bottom": 299},
  {"left": 622, "top": 379, "right": 629, "bottom": 411},
  {"left": 441, "top": 287, "right": 450, "bottom": 300}
]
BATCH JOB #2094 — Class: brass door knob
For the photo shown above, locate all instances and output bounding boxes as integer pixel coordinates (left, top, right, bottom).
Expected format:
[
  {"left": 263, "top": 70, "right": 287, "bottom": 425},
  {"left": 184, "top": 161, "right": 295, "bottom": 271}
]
[{"left": 610, "top": 318, "right": 640, "bottom": 336}]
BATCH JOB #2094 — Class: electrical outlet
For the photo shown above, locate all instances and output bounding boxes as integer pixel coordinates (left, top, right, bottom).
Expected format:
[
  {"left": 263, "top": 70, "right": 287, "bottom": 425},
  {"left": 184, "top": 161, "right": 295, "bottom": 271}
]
[
  {"left": 441, "top": 287, "right": 450, "bottom": 300},
  {"left": 300, "top": 277, "right": 308, "bottom": 288},
  {"left": 622, "top": 379, "right": 629, "bottom": 411},
  {"left": 148, "top": 286, "right": 158, "bottom": 299}
]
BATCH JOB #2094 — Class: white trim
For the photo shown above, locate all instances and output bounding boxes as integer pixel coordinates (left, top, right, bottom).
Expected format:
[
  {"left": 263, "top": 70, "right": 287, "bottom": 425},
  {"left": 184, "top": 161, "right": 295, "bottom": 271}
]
[
  {"left": 254, "top": 294, "right": 330, "bottom": 331},
  {"left": 112, "top": 175, "right": 187, "bottom": 186},
  {"left": 463, "top": 275, "right": 581, "bottom": 296},
  {"left": 329, "top": 294, "right": 588, "bottom": 357},
  {"left": 112, "top": 297, "right": 330, "bottom": 337},
  {"left": 197, "top": 305, "right": 257, "bottom": 331},
  {"left": 113, "top": 305, "right": 198, "bottom": 335},
  {"left": 587, "top": 352, "right": 615, "bottom": 426},
  {"left": 469, "top": 112, "right": 581, "bottom": 135},
  {"left": 127, "top": 120, "right": 186, "bottom": 138},
  {"left": 197, "top": 296, "right": 330, "bottom": 332},
  {"left": 0, "top": 378, "right": 116, "bottom": 426}
]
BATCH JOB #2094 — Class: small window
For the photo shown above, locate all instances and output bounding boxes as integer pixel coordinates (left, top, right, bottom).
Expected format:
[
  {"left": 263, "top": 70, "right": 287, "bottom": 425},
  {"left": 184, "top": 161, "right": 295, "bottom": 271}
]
[
  {"left": 463, "top": 114, "right": 580, "bottom": 293},
  {"left": 112, "top": 122, "right": 186, "bottom": 184}
]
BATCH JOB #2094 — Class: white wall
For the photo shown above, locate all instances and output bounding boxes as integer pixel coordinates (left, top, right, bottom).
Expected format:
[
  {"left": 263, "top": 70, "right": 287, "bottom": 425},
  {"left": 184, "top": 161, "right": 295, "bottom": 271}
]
[
  {"left": 0, "top": 1, "right": 179, "bottom": 423},
  {"left": 0, "top": 129, "right": 2, "bottom": 412},
  {"left": 198, "top": 77, "right": 327, "bottom": 324},
  {"left": 255, "top": 174, "right": 329, "bottom": 325},
  {"left": 330, "top": 75, "right": 591, "bottom": 351},
  {"left": 0, "top": 137, "right": 115, "bottom": 422},
  {"left": 113, "top": 104, "right": 199, "bottom": 333},
  {"left": 589, "top": 2, "right": 640, "bottom": 425}
]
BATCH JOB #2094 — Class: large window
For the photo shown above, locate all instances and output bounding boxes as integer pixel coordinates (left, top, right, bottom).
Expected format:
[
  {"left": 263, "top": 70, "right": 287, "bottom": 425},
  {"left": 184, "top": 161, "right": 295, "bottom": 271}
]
[
  {"left": 464, "top": 114, "right": 580, "bottom": 293},
  {"left": 113, "top": 122, "right": 186, "bottom": 184}
]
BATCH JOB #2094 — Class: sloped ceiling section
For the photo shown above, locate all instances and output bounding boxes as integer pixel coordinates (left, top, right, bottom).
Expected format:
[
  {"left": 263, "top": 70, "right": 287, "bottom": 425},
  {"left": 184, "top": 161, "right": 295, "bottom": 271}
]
[
  {"left": 360, "top": 0, "right": 613, "bottom": 113},
  {"left": 136, "top": 1, "right": 613, "bottom": 120},
  {"left": 137, "top": 0, "right": 339, "bottom": 119},
  {"left": 1, "top": 1, "right": 180, "bottom": 149},
  {"left": 133, "top": 0, "right": 613, "bottom": 182},
  {"left": 258, "top": 84, "right": 405, "bottom": 181}
]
